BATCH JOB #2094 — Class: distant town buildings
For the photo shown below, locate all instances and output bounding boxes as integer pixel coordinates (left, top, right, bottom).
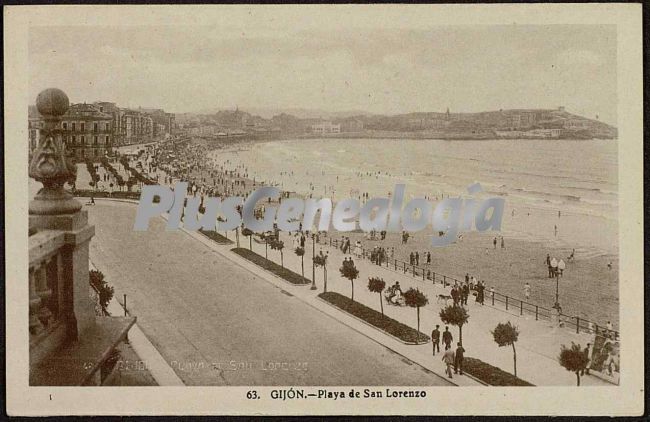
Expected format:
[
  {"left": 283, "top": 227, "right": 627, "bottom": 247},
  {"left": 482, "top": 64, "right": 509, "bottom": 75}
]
[
  {"left": 29, "top": 99, "right": 176, "bottom": 161},
  {"left": 311, "top": 121, "right": 341, "bottom": 134}
]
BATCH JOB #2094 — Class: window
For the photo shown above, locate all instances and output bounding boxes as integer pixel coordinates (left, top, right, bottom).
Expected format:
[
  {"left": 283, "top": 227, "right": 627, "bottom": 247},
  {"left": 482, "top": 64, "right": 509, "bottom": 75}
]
[
  {"left": 93, "top": 123, "right": 98, "bottom": 132},
  {"left": 80, "top": 136, "right": 85, "bottom": 145},
  {"left": 81, "top": 123, "right": 85, "bottom": 132},
  {"left": 72, "top": 122, "right": 76, "bottom": 131},
  {"left": 62, "top": 122, "right": 67, "bottom": 130},
  {"left": 105, "top": 123, "right": 110, "bottom": 131},
  {"left": 72, "top": 135, "right": 76, "bottom": 145},
  {"left": 105, "top": 135, "right": 110, "bottom": 145},
  {"left": 94, "top": 136, "right": 98, "bottom": 145}
]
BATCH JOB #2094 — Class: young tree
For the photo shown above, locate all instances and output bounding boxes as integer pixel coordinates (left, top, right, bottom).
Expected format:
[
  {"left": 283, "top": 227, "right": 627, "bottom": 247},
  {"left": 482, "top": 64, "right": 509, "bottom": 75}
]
[
  {"left": 492, "top": 321, "right": 520, "bottom": 377},
  {"left": 269, "top": 238, "right": 285, "bottom": 268},
  {"left": 339, "top": 260, "right": 360, "bottom": 301},
  {"left": 313, "top": 252, "right": 328, "bottom": 292},
  {"left": 404, "top": 287, "right": 429, "bottom": 344},
  {"left": 294, "top": 246, "right": 306, "bottom": 279},
  {"left": 558, "top": 342, "right": 589, "bottom": 386},
  {"left": 439, "top": 305, "right": 470, "bottom": 344},
  {"left": 89, "top": 269, "right": 114, "bottom": 315},
  {"left": 242, "top": 228, "right": 254, "bottom": 250},
  {"left": 367, "top": 277, "right": 386, "bottom": 316}
]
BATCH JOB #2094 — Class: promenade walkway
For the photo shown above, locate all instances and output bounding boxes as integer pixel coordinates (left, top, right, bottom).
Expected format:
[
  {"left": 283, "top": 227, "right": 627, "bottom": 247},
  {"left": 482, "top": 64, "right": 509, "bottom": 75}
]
[
  {"left": 87, "top": 200, "right": 454, "bottom": 386},
  {"left": 248, "top": 229, "right": 611, "bottom": 386}
]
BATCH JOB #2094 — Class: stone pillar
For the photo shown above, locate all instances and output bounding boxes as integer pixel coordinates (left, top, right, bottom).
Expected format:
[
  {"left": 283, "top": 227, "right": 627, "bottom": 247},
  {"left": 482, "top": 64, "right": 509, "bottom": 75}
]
[{"left": 29, "top": 88, "right": 96, "bottom": 339}]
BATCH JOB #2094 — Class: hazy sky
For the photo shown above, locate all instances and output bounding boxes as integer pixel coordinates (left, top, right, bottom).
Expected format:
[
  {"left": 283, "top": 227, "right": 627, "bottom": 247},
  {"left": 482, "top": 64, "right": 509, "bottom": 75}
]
[{"left": 29, "top": 24, "right": 617, "bottom": 124}]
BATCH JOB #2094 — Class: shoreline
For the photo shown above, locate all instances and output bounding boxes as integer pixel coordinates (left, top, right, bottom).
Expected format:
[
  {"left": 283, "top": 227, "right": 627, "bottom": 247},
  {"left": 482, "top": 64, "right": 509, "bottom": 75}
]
[{"left": 207, "top": 138, "right": 618, "bottom": 257}]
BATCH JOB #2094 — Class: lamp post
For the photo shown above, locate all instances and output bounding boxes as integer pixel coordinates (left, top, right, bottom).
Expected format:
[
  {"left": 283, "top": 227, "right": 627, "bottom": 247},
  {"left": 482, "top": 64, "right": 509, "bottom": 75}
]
[{"left": 310, "top": 232, "right": 317, "bottom": 290}]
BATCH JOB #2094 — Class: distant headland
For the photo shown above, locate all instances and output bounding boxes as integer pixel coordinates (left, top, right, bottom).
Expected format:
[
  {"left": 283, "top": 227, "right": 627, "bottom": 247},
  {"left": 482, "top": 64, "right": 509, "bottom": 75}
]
[{"left": 176, "top": 106, "right": 617, "bottom": 141}]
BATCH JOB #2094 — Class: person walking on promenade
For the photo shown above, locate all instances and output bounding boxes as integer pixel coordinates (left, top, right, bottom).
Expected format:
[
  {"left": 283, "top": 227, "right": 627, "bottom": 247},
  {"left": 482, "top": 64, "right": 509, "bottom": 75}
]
[
  {"left": 462, "top": 283, "right": 470, "bottom": 305},
  {"left": 409, "top": 252, "right": 414, "bottom": 266},
  {"left": 431, "top": 325, "right": 441, "bottom": 356},
  {"left": 415, "top": 252, "right": 420, "bottom": 266},
  {"left": 546, "top": 254, "right": 552, "bottom": 278},
  {"left": 451, "top": 286, "right": 459, "bottom": 307},
  {"left": 442, "top": 347, "right": 455, "bottom": 379},
  {"left": 427, "top": 251, "right": 431, "bottom": 265},
  {"left": 454, "top": 342, "right": 465, "bottom": 375},
  {"left": 476, "top": 282, "right": 485, "bottom": 305},
  {"left": 465, "top": 273, "right": 469, "bottom": 284},
  {"left": 442, "top": 326, "right": 453, "bottom": 350}
]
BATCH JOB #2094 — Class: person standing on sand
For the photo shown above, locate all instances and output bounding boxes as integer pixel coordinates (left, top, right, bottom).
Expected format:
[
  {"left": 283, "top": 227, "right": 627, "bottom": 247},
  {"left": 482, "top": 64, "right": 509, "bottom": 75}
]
[
  {"left": 501, "top": 237, "right": 505, "bottom": 249},
  {"left": 554, "top": 224, "right": 558, "bottom": 237},
  {"left": 558, "top": 259, "right": 566, "bottom": 276},
  {"left": 427, "top": 251, "right": 431, "bottom": 265},
  {"left": 524, "top": 282, "right": 531, "bottom": 301},
  {"left": 493, "top": 237, "right": 497, "bottom": 249},
  {"left": 550, "top": 257, "right": 558, "bottom": 278}
]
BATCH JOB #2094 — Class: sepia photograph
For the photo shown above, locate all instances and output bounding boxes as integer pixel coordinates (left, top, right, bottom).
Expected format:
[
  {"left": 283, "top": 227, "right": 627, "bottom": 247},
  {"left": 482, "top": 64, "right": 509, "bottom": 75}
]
[{"left": 4, "top": 4, "right": 644, "bottom": 416}]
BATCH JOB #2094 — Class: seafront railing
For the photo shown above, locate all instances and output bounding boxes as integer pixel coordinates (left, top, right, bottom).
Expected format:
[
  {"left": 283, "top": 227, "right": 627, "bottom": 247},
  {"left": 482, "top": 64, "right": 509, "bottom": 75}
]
[{"left": 321, "top": 236, "right": 619, "bottom": 341}]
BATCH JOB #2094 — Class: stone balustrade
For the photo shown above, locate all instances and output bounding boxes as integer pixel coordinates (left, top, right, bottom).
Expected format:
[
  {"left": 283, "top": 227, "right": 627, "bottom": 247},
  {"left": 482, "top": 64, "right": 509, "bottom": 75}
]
[{"left": 29, "top": 88, "right": 138, "bottom": 386}]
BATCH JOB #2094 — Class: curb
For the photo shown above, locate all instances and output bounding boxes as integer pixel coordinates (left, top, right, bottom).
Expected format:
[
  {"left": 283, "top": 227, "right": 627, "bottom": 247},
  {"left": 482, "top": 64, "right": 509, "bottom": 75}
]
[{"left": 89, "top": 259, "right": 185, "bottom": 386}]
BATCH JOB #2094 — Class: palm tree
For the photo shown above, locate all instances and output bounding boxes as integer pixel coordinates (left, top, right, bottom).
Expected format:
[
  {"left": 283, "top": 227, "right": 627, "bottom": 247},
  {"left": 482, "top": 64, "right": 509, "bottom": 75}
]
[
  {"left": 492, "top": 321, "right": 520, "bottom": 377},
  {"left": 404, "top": 288, "right": 429, "bottom": 344},
  {"left": 558, "top": 342, "right": 589, "bottom": 386},
  {"left": 339, "top": 259, "right": 360, "bottom": 301},
  {"left": 367, "top": 277, "right": 386, "bottom": 316},
  {"left": 439, "top": 305, "right": 469, "bottom": 344}
]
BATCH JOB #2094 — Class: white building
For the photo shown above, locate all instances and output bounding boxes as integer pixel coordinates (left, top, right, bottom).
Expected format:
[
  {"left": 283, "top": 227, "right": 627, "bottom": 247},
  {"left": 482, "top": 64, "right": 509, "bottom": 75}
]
[{"left": 311, "top": 121, "right": 341, "bottom": 134}]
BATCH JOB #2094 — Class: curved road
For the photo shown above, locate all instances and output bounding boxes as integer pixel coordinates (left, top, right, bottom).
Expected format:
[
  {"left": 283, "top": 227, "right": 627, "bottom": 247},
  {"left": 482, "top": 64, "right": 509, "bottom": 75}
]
[{"left": 88, "top": 200, "right": 452, "bottom": 386}]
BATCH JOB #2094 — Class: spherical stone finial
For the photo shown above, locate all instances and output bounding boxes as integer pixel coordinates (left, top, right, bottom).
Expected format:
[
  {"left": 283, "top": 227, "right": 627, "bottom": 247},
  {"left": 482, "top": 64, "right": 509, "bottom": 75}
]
[{"left": 36, "top": 88, "right": 69, "bottom": 117}]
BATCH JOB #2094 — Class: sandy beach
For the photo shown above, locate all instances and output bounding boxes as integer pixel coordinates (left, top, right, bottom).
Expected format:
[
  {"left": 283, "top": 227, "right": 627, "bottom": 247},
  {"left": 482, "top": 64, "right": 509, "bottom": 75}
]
[{"left": 156, "top": 137, "right": 619, "bottom": 327}]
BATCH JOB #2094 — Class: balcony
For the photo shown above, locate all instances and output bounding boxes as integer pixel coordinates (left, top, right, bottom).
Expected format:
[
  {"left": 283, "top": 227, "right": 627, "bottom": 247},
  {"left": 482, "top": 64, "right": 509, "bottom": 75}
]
[{"left": 28, "top": 88, "right": 139, "bottom": 386}]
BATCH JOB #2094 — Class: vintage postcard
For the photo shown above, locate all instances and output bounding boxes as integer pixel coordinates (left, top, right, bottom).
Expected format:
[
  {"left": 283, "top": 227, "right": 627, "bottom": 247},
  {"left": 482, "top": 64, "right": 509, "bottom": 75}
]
[{"left": 4, "top": 3, "right": 644, "bottom": 416}]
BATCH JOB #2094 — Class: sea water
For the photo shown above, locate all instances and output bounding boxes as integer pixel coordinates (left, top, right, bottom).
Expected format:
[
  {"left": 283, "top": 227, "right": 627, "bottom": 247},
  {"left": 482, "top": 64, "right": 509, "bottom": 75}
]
[{"left": 213, "top": 138, "right": 618, "bottom": 257}]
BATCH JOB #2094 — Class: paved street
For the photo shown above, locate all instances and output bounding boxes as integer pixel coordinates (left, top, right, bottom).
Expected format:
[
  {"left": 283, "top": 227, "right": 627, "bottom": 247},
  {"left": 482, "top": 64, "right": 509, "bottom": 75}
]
[{"left": 88, "top": 200, "right": 452, "bottom": 386}]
